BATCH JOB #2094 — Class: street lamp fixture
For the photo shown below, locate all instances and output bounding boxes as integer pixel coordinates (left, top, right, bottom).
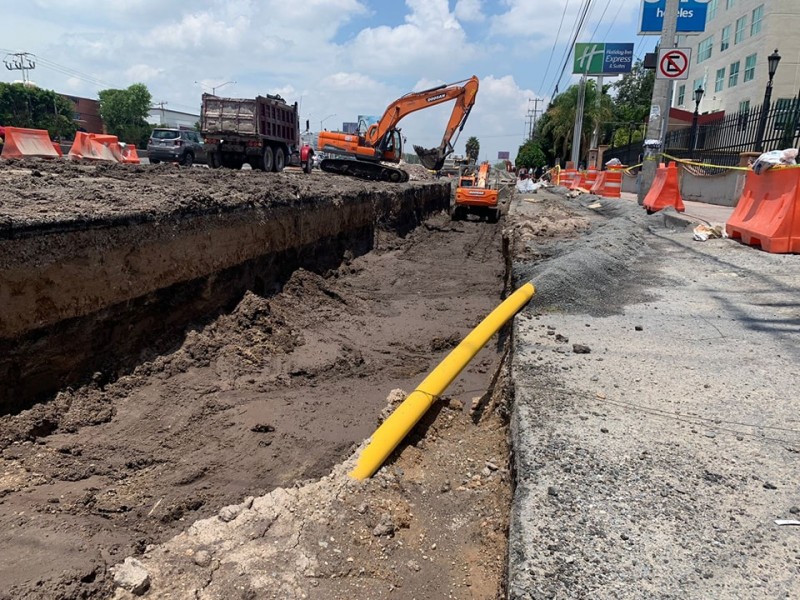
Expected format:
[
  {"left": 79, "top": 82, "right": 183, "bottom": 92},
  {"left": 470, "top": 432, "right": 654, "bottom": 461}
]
[
  {"left": 320, "top": 113, "right": 336, "bottom": 131},
  {"left": 755, "top": 49, "right": 781, "bottom": 152},
  {"left": 194, "top": 80, "right": 237, "bottom": 95},
  {"left": 690, "top": 86, "right": 704, "bottom": 159}
]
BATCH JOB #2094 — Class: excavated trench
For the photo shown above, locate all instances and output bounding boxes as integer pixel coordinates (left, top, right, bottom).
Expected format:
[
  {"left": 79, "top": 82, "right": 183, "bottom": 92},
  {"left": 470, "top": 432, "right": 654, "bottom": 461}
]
[
  {"left": 0, "top": 160, "right": 511, "bottom": 599},
  {"left": 0, "top": 164, "right": 447, "bottom": 414}
]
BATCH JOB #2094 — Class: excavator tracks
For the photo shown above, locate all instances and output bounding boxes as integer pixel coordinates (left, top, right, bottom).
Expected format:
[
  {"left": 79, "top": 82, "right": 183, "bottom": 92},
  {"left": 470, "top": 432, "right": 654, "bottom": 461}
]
[{"left": 320, "top": 158, "right": 410, "bottom": 183}]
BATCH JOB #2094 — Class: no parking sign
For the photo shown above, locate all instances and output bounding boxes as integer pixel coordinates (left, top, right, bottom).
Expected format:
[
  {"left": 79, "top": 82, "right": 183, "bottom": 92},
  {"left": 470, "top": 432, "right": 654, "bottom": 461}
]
[{"left": 657, "top": 48, "right": 692, "bottom": 80}]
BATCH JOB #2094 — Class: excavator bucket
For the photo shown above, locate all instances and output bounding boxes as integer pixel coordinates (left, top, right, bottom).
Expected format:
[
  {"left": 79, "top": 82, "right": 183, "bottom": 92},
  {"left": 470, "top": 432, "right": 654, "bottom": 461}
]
[{"left": 414, "top": 145, "right": 447, "bottom": 171}]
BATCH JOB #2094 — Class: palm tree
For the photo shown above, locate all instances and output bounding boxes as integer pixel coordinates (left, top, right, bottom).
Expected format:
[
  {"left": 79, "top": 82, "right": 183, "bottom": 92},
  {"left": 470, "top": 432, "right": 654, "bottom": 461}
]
[{"left": 541, "top": 80, "right": 612, "bottom": 163}]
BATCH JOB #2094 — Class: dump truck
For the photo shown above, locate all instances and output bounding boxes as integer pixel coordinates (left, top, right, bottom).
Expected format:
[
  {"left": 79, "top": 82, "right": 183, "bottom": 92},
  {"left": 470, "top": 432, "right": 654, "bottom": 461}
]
[
  {"left": 451, "top": 161, "right": 500, "bottom": 223},
  {"left": 200, "top": 93, "right": 313, "bottom": 172}
]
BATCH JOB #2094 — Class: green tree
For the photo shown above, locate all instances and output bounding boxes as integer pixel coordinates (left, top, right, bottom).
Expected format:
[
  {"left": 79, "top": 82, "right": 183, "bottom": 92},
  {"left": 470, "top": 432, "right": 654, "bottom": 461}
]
[
  {"left": 98, "top": 83, "right": 152, "bottom": 147},
  {"left": 465, "top": 136, "right": 480, "bottom": 162},
  {"left": 515, "top": 139, "right": 546, "bottom": 170},
  {"left": 611, "top": 60, "right": 654, "bottom": 128},
  {"left": 0, "top": 82, "right": 77, "bottom": 139},
  {"left": 540, "top": 80, "right": 613, "bottom": 163}
]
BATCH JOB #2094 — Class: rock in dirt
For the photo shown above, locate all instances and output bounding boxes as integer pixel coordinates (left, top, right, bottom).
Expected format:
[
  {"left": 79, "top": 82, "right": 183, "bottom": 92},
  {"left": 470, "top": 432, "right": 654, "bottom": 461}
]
[{"left": 112, "top": 557, "right": 150, "bottom": 595}]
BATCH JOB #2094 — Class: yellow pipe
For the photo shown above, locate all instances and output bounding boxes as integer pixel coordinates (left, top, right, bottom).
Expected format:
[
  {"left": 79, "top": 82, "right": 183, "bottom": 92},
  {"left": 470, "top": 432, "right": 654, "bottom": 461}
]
[{"left": 349, "top": 281, "right": 535, "bottom": 480}]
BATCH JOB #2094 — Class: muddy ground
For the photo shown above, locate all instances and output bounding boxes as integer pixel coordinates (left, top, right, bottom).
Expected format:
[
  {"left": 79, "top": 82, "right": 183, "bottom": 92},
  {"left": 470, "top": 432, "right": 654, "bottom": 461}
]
[{"left": 0, "top": 160, "right": 520, "bottom": 599}]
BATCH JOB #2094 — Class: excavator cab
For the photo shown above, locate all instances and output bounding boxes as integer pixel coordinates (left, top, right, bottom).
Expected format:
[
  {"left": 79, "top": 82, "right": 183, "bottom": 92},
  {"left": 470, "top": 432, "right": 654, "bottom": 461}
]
[{"left": 380, "top": 129, "right": 403, "bottom": 162}]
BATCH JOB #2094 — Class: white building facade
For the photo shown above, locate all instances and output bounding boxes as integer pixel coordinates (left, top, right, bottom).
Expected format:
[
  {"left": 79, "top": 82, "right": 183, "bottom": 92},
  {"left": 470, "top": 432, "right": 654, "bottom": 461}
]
[{"left": 673, "top": 0, "right": 800, "bottom": 115}]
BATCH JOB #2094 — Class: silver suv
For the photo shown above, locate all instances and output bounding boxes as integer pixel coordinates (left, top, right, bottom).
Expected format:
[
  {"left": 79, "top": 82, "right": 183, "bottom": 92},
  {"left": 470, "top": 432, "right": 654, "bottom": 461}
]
[{"left": 147, "top": 128, "right": 205, "bottom": 166}]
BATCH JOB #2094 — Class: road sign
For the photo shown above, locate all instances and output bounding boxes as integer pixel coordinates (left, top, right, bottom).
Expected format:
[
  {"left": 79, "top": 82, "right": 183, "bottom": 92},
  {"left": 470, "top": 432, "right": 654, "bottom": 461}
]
[
  {"left": 573, "top": 43, "right": 634, "bottom": 75},
  {"left": 640, "top": 0, "right": 709, "bottom": 35},
  {"left": 657, "top": 48, "right": 692, "bottom": 80}
]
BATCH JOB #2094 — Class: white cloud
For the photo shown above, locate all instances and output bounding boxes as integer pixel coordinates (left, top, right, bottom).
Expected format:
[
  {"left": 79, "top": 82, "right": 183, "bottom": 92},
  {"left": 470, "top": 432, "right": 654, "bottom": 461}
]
[
  {"left": 454, "top": 0, "right": 485, "bottom": 23},
  {"left": 347, "top": 0, "right": 476, "bottom": 77},
  {"left": 125, "top": 64, "right": 163, "bottom": 82}
]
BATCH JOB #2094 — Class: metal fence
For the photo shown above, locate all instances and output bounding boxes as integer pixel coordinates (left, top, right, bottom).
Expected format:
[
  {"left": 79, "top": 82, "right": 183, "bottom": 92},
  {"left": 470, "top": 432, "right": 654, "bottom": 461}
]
[{"left": 604, "top": 95, "right": 800, "bottom": 169}]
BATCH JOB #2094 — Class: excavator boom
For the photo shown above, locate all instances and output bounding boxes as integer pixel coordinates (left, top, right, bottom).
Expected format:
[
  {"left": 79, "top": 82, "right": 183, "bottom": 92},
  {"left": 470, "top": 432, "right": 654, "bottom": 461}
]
[
  {"left": 317, "top": 76, "right": 479, "bottom": 181},
  {"left": 363, "top": 76, "right": 479, "bottom": 171}
]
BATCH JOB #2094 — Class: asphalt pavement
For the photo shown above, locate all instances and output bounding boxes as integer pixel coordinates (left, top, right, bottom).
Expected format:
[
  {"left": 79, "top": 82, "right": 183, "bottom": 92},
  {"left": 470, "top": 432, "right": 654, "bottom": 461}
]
[{"left": 506, "top": 188, "right": 799, "bottom": 598}]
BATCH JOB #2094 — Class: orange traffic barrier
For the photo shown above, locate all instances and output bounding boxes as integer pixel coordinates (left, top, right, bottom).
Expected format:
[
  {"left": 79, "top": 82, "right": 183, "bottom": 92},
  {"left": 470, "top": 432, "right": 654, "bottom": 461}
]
[
  {"left": 68, "top": 132, "right": 122, "bottom": 162},
  {"left": 643, "top": 162, "right": 683, "bottom": 212},
  {"left": 0, "top": 127, "right": 62, "bottom": 159},
  {"left": 561, "top": 168, "right": 577, "bottom": 188},
  {"left": 584, "top": 166, "right": 598, "bottom": 190},
  {"left": 52, "top": 141, "right": 63, "bottom": 157},
  {"left": 569, "top": 170, "right": 586, "bottom": 190},
  {"left": 726, "top": 168, "right": 800, "bottom": 253},
  {"left": 590, "top": 171, "right": 606, "bottom": 194},
  {"left": 602, "top": 165, "right": 624, "bottom": 199},
  {"left": 119, "top": 144, "right": 140, "bottom": 164}
]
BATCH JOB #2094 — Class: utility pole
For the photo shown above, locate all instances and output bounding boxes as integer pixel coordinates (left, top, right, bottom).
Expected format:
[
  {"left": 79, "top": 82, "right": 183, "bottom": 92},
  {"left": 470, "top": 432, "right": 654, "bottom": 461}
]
[
  {"left": 571, "top": 75, "right": 587, "bottom": 166},
  {"left": 590, "top": 76, "right": 604, "bottom": 149},
  {"left": 152, "top": 101, "right": 168, "bottom": 125},
  {"left": 638, "top": 0, "right": 680, "bottom": 205},
  {"left": 527, "top": 98, "right": 543, "bottom": 140},
  {"left": 3, "top": 52, "right": 36, "bottom": 83}
]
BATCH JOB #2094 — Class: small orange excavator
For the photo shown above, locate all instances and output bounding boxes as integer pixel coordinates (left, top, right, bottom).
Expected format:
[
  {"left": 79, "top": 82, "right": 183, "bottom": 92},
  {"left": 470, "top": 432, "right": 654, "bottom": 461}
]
[
  {"left": 317, "top": 76, "right": 479, "bottom": 182},
  {"left": 452, "top": 161, "right": 500, "bottom": 222}
]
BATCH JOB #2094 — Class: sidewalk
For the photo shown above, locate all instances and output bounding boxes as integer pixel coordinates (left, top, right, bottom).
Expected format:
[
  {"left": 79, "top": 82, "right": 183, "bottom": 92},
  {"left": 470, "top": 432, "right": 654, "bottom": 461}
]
[{"left": 619, "top": 191, "right": 734, "bottom": 225}]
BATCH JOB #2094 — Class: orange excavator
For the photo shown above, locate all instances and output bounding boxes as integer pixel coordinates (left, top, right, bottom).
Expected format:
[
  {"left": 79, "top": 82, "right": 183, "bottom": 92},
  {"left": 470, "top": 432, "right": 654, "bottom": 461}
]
[
  {"left": 452, "top": 161, "right": 500, "bottom": 222},
  {"left": 317, "top": 76, "right": 479, "bottom": 182}
]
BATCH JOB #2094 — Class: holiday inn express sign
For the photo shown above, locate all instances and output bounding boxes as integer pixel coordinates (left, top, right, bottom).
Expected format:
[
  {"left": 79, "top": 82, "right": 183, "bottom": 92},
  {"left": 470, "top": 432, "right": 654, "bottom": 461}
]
[
  {"left": 573, "top": 43, "right": 634, "bottom": 75},
  {"left": 640, "top": 0, "right": 710, "bottom": 34}
]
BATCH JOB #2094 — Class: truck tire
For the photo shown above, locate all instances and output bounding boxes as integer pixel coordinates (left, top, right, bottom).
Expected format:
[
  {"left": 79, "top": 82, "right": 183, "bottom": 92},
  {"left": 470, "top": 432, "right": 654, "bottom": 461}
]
[
  {"left": 262, "top": 146, "right": 274, "bottom": 172},
  {"left": 274, "top": 147, "right": 285, "bottom": 172},
  {"left": 303, "top": 156, "right": 313, "bottom": 174},
  {"left": 207, "top": 151, "right": 221, "bottom": 169}
]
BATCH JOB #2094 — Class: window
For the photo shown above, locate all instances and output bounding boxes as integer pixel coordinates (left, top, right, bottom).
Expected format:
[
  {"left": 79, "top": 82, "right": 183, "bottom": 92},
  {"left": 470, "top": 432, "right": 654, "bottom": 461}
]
[
  {"left": 729, "top": 61, "right": 740, "bottom": 87},
  {"left": 720, "top": 25, "right": 730, "bottom": 51},
  {"left": 677, "top": 85, "right": 686, "bottom": 106},
  {"left": 715, "top": 68, "right": 726, "bottom": 92},
  {"left": 708, "top": 0, "right": 718, "bottom": 20},
  {"left": 751, "top": 5, "right": 764, "bottom": 36},
  {"left": 698, "top": 36, "right": 713, "bottom": 63},
  {"left": 738, "top": 100, "right": 750, "bottom": 131},
  {"left": 735, "top": 16, "right": 747, "bottom": 44},
  {"left": 726, "top": 0, "right": 735, "bottom": 8},
  {"left": 774, "top": 98, "right": 800, "bottom": 133},
  {"left": 693, "top": 78, "right": 704, "bottom": 97},
  {"left": 744, "top": 54, "right": 757, "bottom": 82}
]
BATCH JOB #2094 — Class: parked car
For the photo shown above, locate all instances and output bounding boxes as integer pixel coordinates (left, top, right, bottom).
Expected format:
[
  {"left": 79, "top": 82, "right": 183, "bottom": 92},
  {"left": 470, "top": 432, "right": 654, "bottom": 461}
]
[{"left": 147, "top": 128, "right": 205, "bottom": 166}]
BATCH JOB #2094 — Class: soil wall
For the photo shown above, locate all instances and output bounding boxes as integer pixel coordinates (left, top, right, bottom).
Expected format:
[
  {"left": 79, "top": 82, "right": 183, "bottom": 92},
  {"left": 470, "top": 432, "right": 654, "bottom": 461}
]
[{"left": 0, "top": 178, "right": 449, "bottom": 414}]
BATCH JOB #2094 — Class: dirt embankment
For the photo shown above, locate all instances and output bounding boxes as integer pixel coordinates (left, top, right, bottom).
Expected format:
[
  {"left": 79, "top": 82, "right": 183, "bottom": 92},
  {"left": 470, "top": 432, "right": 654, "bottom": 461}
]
[{"left": 0, "top": 160, "right": 516, "bottom": 600}]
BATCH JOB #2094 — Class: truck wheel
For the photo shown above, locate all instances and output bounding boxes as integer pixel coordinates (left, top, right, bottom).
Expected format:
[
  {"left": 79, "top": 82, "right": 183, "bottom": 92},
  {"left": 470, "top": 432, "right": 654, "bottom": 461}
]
[
  {"left": 262, "top": 146, "right": 274, "bottom": 172},
  {"left": 303, "top": 157, "right": 313, "bottom": 174},
  {"left": 273, "top": 147, "right": 285, "bottom": 172},
  {"left": 207, "top": 151, "right": 221, "bottom": 169}
]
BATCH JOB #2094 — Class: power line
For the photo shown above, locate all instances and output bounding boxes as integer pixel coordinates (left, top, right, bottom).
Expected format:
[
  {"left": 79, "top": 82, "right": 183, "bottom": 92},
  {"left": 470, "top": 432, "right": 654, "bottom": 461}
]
[
  {"left": 550, "top": 0, "right": 595, "bottom": 98},
  {"left": 588, "top": 0, "right": 613, "bottom": 41},
  {"left": 538, "top": 0, "right": 572, "bottom": 97}
]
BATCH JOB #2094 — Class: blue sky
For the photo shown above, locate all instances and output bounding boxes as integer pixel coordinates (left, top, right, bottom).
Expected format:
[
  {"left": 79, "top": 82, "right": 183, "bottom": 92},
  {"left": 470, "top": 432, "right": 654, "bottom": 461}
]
[{"left": 1, "top": 0, "right": 659, "bottom": 162}]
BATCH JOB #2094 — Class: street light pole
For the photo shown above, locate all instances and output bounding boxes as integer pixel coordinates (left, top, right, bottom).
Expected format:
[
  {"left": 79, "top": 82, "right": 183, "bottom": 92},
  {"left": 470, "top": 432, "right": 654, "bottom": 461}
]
[
  {"left": 212, "top": 81, "right": 236, "bottom": 95},
  {"left": 755, "top": 49, "right": 781, "bottom": 152},
  {"left": 690, "top": 86, "right": 704, "bottom": 159},
  {"left": 320, "top": 114, "right": 336, "bottom": 131}
]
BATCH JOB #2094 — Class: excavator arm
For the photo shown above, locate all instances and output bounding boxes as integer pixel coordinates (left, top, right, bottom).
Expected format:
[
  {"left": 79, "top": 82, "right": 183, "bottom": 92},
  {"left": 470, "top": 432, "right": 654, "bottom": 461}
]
[{"left": 363, "top": 76, "right": 479, "bottom": 171}]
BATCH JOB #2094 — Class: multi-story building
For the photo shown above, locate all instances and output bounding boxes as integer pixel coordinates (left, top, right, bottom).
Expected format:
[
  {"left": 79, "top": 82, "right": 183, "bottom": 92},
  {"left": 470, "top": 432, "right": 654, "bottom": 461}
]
[{"left": 672, "top": 0, "right": 800, "bottom": 116}]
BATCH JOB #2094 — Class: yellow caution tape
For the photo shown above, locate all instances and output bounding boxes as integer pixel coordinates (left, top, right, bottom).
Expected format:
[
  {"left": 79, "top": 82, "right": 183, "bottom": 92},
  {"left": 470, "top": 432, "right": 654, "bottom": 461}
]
[{"left": 661, "top": 153, "right": 751, "bottom": 171}]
